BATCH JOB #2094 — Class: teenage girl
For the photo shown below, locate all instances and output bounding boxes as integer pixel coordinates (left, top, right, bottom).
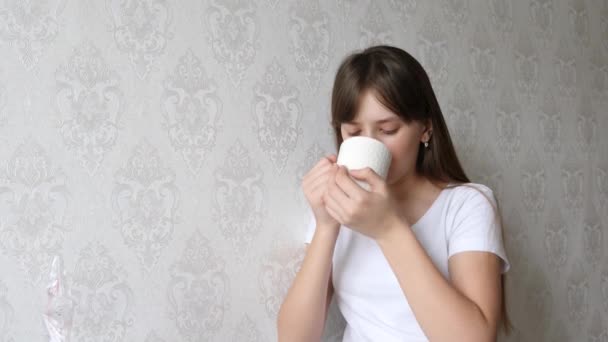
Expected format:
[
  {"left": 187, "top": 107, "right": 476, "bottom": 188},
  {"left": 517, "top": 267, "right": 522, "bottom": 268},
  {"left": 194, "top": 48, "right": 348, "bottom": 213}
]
[{"left": 278, "top": 45, "right": 509, "bottom": 342}]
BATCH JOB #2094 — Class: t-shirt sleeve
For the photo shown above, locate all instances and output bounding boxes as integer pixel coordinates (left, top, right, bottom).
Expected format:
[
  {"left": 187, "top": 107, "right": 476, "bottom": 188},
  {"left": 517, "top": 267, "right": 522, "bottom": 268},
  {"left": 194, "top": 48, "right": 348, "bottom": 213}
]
[{"left": 446, "top": 185, "right": 510, "bottom": 273}]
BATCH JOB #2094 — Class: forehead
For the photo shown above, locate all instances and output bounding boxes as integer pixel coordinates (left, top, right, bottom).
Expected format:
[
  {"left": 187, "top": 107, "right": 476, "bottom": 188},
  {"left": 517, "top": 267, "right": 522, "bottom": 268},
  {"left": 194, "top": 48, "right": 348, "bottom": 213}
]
[{"left": 344, "top": 92, "right": 399, "bottom": 125}]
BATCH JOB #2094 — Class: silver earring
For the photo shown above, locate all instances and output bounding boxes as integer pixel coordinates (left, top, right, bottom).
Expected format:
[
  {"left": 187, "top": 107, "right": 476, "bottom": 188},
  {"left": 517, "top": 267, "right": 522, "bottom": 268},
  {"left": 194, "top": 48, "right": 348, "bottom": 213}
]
[{"left": 424, "top": 141, "right": 429, "bottom": 148}]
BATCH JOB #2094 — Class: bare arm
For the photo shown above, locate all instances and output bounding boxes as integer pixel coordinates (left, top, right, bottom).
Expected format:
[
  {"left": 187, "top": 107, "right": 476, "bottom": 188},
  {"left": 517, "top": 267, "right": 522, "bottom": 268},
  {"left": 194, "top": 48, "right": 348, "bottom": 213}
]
[
  {"left": 377, "top": 218, "right": 502, "bottom": 342},
  {"left": 277, "top": 227, "right": 338, "bottom": 342}
]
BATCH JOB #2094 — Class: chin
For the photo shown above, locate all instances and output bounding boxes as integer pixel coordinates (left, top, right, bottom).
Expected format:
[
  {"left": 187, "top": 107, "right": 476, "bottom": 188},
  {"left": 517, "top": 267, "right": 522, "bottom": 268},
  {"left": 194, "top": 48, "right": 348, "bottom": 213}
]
[
  {"left": 385, "top": 169, "right": 410, "bottom": 186},
  {"left": 385, "top": 174, "right": 399, "bottom": 185}
]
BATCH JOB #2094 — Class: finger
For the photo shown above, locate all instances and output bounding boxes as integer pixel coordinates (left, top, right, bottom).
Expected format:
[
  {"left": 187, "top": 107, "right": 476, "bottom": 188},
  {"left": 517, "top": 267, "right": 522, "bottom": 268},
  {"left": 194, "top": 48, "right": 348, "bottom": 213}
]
[
  {"left": 304, "top": 158, "right": 337, "bottom": 183},
  {"left": 326, "top": 171, "right": 355, "bottom": 208},
  {"left": 307, "top": 165, "right": 339, "bottom": 200},
  {"left": 303, "top": 162, "right": 335, "bottom": 189},
  {"left": 325, "top": 205, "right": 343, "bottom": 224},
  {"left": 334, "top": 166, "right": 366, "bottom": 200},
  {"left": 305, "top": 156, "right": 334, "bottom": 178},
  {"left": 303, "top": 162, "right": 331, "bottom": 185},
  {"left": 349, "top": 167, "right": 384, "bottom": 191},
  {"left": 308, "top": 176, "right": 331, "bottom": 201},
  {"left": 324, "top": 192, "right": 346, "bottom": 223},
  {"left": 306, "top": 165, "right": 338, "bottom": 192}
]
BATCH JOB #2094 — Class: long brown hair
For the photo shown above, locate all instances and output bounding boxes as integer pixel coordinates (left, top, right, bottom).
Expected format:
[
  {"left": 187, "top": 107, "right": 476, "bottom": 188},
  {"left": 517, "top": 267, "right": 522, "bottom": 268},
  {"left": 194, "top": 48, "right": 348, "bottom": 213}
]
[{"left": 330, "top": 45, "right": 511, "bottom": 333}]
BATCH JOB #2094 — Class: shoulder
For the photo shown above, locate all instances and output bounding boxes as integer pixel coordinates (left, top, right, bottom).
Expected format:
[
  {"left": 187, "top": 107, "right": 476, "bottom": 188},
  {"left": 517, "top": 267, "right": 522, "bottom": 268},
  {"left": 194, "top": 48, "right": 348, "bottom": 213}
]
[
  {"left": 442, "top": 183, "right": 502, "bottom": 239},
  {"left": 442, "top": 183, "right": 510, "bottom": 272},
  {"left": 445, "top": 182, "right": 494, "bottom": 197},
  {"left": 442, "top": 182, "right": 499, "bottom": 216}
]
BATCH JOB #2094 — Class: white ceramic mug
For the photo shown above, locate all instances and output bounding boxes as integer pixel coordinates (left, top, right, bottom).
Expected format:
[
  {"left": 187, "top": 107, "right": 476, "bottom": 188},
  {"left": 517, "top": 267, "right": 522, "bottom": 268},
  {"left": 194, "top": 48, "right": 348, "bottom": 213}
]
[{"left": 336, "top": 136, "right": 392, "bottom": 190}]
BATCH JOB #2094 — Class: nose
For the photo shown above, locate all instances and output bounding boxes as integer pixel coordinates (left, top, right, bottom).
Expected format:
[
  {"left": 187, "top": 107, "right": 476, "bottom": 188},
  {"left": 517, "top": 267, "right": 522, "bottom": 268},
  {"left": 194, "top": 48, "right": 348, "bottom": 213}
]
[{"left": 360, "top": 131, "right": 378, "bottom": 140}]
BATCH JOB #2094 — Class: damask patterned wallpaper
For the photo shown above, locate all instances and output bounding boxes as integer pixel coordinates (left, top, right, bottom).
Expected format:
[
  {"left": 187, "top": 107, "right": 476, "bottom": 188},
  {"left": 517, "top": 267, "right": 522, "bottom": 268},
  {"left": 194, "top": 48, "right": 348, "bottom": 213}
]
[{"left": 0, "top": 0, "right": 606, "bottom": 341}]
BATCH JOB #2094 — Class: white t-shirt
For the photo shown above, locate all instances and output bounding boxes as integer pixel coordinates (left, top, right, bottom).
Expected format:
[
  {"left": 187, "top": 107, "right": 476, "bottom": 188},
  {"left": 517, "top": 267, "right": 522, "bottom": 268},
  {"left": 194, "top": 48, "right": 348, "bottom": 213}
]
[{"left": 304, "top": 183, "right": 510, "bottom": 342}]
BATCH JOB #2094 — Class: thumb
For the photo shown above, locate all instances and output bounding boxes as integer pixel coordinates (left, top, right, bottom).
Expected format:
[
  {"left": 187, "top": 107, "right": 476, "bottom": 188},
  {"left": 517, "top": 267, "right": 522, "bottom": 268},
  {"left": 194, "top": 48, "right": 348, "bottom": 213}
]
[{"left": 349, "top": 167, "right": 383, "bottom": 189}]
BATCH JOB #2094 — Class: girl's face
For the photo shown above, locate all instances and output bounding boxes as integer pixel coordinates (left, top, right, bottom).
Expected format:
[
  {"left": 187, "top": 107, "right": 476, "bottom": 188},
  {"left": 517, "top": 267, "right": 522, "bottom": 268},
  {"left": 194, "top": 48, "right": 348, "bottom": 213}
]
[{"left": 340, "top": 91, "right": 430, "bottom": 185}]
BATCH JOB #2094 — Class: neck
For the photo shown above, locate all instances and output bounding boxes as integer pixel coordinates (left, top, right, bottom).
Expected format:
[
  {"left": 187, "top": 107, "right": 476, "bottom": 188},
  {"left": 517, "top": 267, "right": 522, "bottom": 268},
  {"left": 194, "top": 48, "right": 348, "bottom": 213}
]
[{"left": 389, "top": 172, "right": 432, "bottom": 203}]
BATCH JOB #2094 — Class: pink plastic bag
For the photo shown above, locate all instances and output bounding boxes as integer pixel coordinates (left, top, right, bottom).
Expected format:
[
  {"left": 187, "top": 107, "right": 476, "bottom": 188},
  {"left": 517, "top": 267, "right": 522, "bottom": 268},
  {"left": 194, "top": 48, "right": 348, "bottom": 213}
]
[{"left": 43, "top": 256, "right": 75, "bottom": 342}]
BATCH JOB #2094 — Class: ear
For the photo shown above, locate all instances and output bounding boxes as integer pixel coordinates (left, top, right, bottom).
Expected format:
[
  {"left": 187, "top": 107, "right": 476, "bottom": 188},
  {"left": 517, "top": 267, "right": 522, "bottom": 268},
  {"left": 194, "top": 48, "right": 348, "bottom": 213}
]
[{"left": 420, "top": 120, "right": 433, "bottom": 143}]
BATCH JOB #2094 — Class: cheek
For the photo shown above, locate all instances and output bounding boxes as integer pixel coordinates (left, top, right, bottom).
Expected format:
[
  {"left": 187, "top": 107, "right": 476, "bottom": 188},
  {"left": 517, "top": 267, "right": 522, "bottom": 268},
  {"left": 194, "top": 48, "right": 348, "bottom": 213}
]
[
  {"left": 385, "top": 140, "right": 420, "bottom": 174},
  {"left": 386, "top": 137, "right": 419, "bottom": 161}
]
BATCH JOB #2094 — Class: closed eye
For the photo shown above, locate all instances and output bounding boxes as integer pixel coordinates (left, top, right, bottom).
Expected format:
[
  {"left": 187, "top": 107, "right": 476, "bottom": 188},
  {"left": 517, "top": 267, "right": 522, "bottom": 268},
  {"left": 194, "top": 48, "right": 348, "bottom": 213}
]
[{"left": 381, "top": 128, "right": 398, "bottom": 135}]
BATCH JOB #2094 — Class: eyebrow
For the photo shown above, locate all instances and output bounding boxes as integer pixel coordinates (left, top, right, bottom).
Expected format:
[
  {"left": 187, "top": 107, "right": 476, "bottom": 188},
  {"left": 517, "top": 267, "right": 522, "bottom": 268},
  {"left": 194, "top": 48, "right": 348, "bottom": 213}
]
[{"left": 343, "top": 117, "right": 399, "bottom": 125}]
